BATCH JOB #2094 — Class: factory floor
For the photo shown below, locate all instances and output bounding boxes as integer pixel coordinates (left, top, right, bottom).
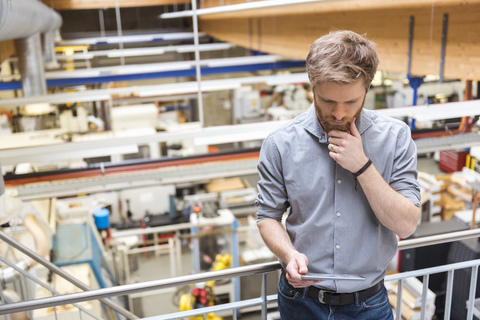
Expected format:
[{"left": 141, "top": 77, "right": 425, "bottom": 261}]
[{"left": 417, "top": 154, "right": 444, "bottom": 175}]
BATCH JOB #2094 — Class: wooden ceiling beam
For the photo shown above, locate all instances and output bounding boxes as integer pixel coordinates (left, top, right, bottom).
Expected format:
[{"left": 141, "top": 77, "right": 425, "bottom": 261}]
[
  {"left": 198, "top": 0, "right": 477, "bottom": 20},
  {"left": 199, "top": 2, "right": 480, "bottom": 80}
]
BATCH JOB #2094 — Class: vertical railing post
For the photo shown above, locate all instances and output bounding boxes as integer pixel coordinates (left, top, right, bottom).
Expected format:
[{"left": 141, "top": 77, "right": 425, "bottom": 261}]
[
  {"left": 261, "top": 272, "right": 268, "bottom": 320},
  {"left": 0, "top": 286, "right": 6, "bottom": 320},
  {"left": 168, "top": 238, "right": 176, "bottom": 277},
  {"left": 467, "top": 265, "right": 478, "bottom": 320},
  {"left": 421, "top": 275, "right": 429, "bottom": 320},
  {"left": 396, "top": 279, "right": 403, "bottom": 320},
  {"left": 232, "top": 219, "right": 240, "bottom": 318},
  {"left": 192, "top": 225, "right": 200, "bottom": 274},
  {"left": 444, "top": 270, "right": 454, "bottom": 320}
]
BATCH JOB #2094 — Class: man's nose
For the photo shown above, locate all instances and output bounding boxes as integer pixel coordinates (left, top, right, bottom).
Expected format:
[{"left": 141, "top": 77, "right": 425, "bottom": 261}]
[{"left": 332, "top": 104, "right": 347, "bottom": 120}]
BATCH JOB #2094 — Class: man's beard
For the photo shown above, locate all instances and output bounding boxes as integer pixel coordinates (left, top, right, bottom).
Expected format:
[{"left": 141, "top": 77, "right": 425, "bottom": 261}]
[
  {"left": 314, "top": 99, "right": 364, "bottom": 133},
  {"left": 318, "top": 112, "right": 353, "bottom": 132}
]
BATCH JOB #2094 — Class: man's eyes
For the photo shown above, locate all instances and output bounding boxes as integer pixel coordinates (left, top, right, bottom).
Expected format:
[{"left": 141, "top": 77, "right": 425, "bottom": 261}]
[{"left": 322, "top": 100, "right": 358, "bottom": 104}]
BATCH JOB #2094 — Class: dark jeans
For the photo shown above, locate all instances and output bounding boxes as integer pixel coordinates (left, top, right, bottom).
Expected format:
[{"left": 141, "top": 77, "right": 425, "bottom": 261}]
[{"left": 278, "top": 271, "right": 393, "bottom": 319}]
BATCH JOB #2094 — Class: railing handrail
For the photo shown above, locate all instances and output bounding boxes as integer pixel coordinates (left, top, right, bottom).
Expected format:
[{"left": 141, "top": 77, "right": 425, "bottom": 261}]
[
  {"left": 0, "top": 261, "right": 281, "bottom": 315},
  {"left": 2, "top": 226, "right": 480, "bottom": 316},
  {"left": 398, "top": 228, "right": 480, "bottom": 250},
  {"left": 3, "top": 257, "right": 480, "bottom": 317}
]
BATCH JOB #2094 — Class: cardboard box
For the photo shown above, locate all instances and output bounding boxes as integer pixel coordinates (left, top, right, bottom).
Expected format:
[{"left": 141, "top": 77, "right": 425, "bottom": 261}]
[{"left": 206, "top": 177, "right": 250, "bottom": 193}]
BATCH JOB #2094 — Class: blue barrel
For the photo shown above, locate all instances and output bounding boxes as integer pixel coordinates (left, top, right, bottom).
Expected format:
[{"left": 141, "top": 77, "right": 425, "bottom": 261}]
[{"left": 93, "top": 208, "right": 110, "bottom": 230}]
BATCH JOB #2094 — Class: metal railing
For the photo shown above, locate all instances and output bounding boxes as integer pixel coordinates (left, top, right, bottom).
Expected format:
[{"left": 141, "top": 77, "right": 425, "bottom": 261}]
[{"left": 2, "top": 228, "right": 480, "bottom": 319}]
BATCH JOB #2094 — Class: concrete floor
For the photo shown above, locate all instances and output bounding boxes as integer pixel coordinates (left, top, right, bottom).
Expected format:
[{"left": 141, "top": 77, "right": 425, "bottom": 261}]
[{"left": 417, "top": 154, "right": 444, "bottom": 175}]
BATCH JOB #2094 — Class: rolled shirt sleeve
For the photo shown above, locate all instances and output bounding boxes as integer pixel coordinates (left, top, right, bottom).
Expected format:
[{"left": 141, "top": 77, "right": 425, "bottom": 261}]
[
  {"left": 390, "top": 124, "right": 421, "bottom": 208},
  {"left": 256, "top": 135, "right": 290, "bottom": 223}
]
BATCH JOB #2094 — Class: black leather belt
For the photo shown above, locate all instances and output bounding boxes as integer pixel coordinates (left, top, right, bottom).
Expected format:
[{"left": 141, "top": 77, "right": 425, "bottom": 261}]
[{"left": 303, "top": 280, "right": 384, "bottom": 306}]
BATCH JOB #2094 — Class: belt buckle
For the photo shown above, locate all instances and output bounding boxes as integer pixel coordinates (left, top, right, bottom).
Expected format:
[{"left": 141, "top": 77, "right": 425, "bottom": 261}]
[{"left": 317, "top": 289, "right": 326, "bottom": 304}]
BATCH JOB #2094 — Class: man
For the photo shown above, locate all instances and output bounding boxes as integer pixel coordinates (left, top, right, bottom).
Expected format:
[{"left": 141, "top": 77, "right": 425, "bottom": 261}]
[{"left": 256, "top": 30, "right": 421, "bottom": 319}]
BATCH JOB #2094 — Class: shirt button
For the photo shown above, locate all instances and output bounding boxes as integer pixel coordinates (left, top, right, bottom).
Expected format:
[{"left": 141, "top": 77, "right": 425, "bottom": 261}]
[
  {"left": 336, "top": 212, "right": 341, "bottom": 217},
  {"left": 336, "top": 244, "right": 340, "bottom": 250},
  {"left": 337, "top": 179, "right": 342, "bottom": 184}
]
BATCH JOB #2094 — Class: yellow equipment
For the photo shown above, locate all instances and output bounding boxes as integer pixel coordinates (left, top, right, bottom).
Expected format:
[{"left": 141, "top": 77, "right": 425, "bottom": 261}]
[{"left": 179, "top": 253, "right": 233, "bottom": 320}]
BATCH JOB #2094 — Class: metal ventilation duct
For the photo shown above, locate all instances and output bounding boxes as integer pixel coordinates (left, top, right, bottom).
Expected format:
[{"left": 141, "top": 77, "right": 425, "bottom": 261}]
[
  {"left": 0, "top": 0, "right": 62, "bottom": 42},
  {"left": 14, "top": 34, "right": 47, "bottom": 96},
  {"left": 0, "top": 0, "right": 62, "bottom": 96}
]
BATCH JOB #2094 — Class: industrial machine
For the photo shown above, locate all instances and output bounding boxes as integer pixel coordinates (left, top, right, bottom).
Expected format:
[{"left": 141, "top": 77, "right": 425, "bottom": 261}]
[{"left": 178, "top": 253, "right": 233, "bottom": 320}]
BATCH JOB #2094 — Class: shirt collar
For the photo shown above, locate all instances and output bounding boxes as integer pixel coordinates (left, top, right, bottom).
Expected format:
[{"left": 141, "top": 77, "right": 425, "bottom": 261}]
[{"left": 302, "top": 104, "right": 373, "bottom": 143}]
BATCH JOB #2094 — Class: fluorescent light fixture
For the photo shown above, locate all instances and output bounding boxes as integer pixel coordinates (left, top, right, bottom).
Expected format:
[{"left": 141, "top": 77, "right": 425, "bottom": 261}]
[
  {"left": 59, "top": 38, "right": 103, "bottom": 45},
  {"left": 56, "top": 32, "right": 202, "bottom": 46},
  {"left": 192, "top": 120, "right": 289, "bottom": 146},
  {"left": 0, "top": 92, "right": 111, "bottom": 107},
  {"left": 0, "top": 72, "right": 309, "bottom": 107},
  {"left": 106, "top": 35, "right": 155, "bottom": 44},
  {"left": 175, "top": 43, "right": 234, "bottom": 53},
  {"left": 54, "top": 43, "right": 234, "bottom": 60},
  {"left": 376, "top": 100, "right": 480, "bottom": 122},
  {"left": 107, "top": 48, "right": 166, "bottom": 57},
  {"left": 206, "top": 55, "right": 282, "bottom": 67},
  {"left": 160, "top": 32, "right": 206, "bottom": 40},
  {"left": 45, "top": 61, "right": 193, "bottom": 79},
  {"left": 46, "top": 55, "right": 291, "bottom": 80},
  {"left": 194, "top": 129, "right": 271, "bottom": 145},
  {"left": 266, "top": 73, "right": 309, "bottom": 85},
  {"left": 56, "top": 53, "right": 94, "bottom": 60},
  {"left": 138, "top": 81, "right": 241, "bottom": 97},
  {"left": 161, "top": 0, "right": 336, "bottom": 18},
  {"left": 116, "top": 62, "right": 193, "bottom": 75}
]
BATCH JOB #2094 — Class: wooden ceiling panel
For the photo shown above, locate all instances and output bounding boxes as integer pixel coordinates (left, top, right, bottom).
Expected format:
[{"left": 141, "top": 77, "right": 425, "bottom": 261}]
[
  {"left": 0, "top": 41, "right": 15, "bottom": 64},
  {"left": 200, "top": 2, "right": 480, "bottom": 80},
  {"left": 199, "top": 0, "right": 476, "bottom": 20}
]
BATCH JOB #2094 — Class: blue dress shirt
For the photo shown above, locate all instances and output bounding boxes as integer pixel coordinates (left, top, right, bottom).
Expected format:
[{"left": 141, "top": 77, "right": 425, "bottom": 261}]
[{"left": 256, "top": 105, "right": 421, "bottom": 293}]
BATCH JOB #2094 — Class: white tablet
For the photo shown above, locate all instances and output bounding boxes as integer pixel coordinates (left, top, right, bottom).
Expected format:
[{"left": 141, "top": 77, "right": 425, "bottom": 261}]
[{"left": 301, "top": 273, "right": 365, "bottom": 281}]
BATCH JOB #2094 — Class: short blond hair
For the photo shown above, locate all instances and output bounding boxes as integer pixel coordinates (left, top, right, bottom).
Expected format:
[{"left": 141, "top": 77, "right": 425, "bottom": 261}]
[{"left": 306, "top": 30, "right": 379, "bottom": 90}]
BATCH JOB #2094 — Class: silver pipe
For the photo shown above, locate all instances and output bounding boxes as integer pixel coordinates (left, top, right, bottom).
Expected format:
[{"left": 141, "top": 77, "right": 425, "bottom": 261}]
[
  {"left": 0, "top": 289, "right": 28, "bottom": 320},
  {"left": 0, "top": 255, "right": 102, "bottom": 320},
  {"left": 98, "top": 9, "right": 106, "bottom": 38},
  {"left": 114, "top": 0, "right": 125, "bottom": 66},
  {"left": 0, "top": 230, "right": 138, "bottom": 320},
  {"left": 14, "top": 33, "right": 47, "bottom": 96},
  {"left": 41, "top": 31, "right": 59, "bottom": 69},
  {"left": 191, "top": 0, "right": 204, "bottom": 126},
  {"left": 397, "top": 228, "right": 480, "bottom": 250}
]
